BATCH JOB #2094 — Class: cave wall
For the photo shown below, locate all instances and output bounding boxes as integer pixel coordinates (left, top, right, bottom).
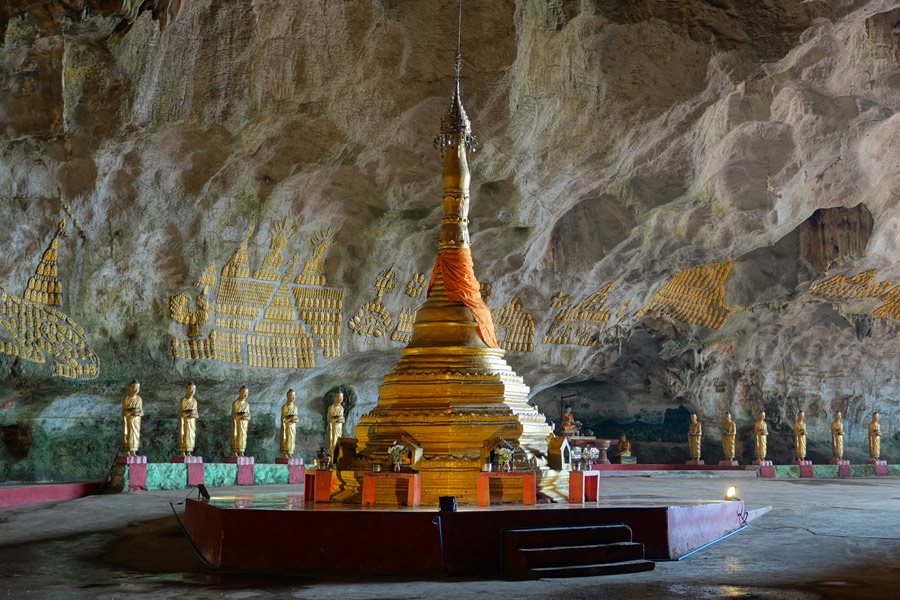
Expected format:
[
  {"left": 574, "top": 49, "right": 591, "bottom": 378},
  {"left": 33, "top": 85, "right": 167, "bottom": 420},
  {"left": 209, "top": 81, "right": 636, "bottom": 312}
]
[{"left": 2, "top": 0, "right": 900, "bottom": 481}]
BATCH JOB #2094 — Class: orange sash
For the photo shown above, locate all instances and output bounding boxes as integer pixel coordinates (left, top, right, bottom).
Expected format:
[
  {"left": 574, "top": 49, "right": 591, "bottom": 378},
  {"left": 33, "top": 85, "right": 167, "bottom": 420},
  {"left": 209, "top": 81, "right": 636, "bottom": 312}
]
[{"left": 427, "top": 248, "right": 498, "bottom": 348}]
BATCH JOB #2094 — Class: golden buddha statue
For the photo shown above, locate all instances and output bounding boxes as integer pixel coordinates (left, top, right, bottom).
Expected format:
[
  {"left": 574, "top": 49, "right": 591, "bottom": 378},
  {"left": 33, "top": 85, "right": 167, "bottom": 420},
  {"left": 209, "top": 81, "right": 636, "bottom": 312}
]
[
  {"left": 561, "top": 406, "right": 576, "bottom": 434},
  {"left": 721, "top": 412, "right": 736, "bottom": 461},
  {"left": 868, "top": 413, "right": 881, "bottom": 460},
  {"left": 687, "top": 414, "right": 702, "bottom": 460},
  {"left": 280, "top": 389, "right": 299, "bottom": 459},
  {"left": 754, "top": 411, "right": 768, "bottom": 461},
  {"left": 831, "top": 411, "right": 844, "bottom": 460},
  {"left": 793, "top": 411, "right": 807, "bottom": 461},
  {"left": 177, "top": 382, "right": 199, "bottom": 456},
  {"left": 122, "top": 380, "right": 143, "bottom": 457},
  {"left": 349, "top": 46, "right": 552, "bottom": 503},
  {"left": 616, "top": 434, "right": 632, "bottom": 460},
  {"left": 327, "top": 391, "right": 344, "bottom": 456},
  {"left": 231, "top": 386, "right": 251, "bottom": 457}
]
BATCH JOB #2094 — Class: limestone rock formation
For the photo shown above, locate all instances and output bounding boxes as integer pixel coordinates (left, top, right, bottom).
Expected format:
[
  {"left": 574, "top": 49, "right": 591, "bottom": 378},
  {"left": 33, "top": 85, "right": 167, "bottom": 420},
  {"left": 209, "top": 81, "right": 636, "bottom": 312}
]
[{"left": 2, "top": 0, "right": 900, "bottom": 481}]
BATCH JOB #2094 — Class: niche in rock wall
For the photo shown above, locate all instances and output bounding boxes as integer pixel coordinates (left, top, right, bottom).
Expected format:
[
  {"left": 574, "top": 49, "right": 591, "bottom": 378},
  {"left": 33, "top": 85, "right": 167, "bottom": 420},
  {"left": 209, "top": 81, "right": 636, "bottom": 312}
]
[{"left": 798, "top": 204, "right": 873, "bottom": 275}]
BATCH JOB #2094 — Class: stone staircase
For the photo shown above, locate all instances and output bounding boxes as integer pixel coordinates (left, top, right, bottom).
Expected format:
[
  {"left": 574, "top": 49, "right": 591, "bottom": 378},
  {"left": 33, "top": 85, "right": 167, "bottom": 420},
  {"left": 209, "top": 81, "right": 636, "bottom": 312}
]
[{"left": 502, "top": 524, "right": 655, "bottom": 579}]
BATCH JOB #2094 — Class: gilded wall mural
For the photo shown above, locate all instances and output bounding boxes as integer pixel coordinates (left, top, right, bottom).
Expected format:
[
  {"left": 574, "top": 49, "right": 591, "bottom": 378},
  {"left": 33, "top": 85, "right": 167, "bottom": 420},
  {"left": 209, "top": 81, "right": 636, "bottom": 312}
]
[
  {"left": 170, "top": 221, "right": 343, "bottom": 367},
  {"left": 494, "top": 295, "right": 535, "bottom": 352},
  {"left": 543, "top": 283, "right": 612, "bottom": 346},
  {"left": 808, "top": 270, "right": 900, "bottom": 319},
  {"left": 348, "top": 266, "right": 397, "bottom": 344},
  {"left": 637, "top": 262, "right": 741, "bottom": 330},
  {"left": 0, "top": 218, "right": 99, "bottom": 379}
]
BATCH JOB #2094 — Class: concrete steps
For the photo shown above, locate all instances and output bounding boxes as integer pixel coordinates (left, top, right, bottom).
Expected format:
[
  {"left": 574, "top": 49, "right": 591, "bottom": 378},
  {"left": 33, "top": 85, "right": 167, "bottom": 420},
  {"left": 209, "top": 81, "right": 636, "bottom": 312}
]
[{"left": 503, "top": 524, "right": 655, "bottom": 579}]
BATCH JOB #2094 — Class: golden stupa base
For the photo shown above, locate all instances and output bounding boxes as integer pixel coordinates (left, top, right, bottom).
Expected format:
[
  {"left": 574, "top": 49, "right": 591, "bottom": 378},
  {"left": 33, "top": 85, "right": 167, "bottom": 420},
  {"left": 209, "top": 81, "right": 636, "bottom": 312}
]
[{"left": 330, "top": 466, "right": 569, "bottom": 505}]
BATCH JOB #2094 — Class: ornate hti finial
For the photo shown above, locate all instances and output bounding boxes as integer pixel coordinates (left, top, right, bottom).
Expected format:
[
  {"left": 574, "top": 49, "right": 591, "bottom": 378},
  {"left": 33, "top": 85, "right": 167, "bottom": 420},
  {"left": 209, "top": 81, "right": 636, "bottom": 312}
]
[{"left": 434, "top": 3, "right": 477, "bottom": 155}]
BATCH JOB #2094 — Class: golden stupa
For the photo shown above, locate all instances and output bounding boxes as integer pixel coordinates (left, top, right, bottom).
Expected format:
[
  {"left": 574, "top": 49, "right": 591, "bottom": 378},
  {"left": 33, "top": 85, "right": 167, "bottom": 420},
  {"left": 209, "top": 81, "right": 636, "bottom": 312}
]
[{"left": 342, "top": 52, "right": 555, "bottom": 504}]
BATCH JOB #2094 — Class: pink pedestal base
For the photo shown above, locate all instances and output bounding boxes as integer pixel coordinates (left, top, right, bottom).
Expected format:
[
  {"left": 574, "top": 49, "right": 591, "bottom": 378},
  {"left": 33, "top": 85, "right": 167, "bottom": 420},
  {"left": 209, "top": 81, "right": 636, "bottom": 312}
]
[
  {"left": 223, "top": 456, "right": 255, "bottom": 485},
  {"left": 568, "top": 470, "right": 600, "bottom": 503},
  {"left": 791, "top": 460, "right": 813, "bottom": 478},
  {"left": 685, "top": 459, "right": 705, "bottom": 465},
  {"left": 116, "top": 455, "right": 147, "bottom": 491},
  {"left": 867, "top": 459, "right": 888, "bottom": 476},
  {"left": 476, "top": 472, "right": 537, "bottom": 506},
  {"left": 829, "top": 460, "right": 851, "bottom": 478},
  {"left": 275, "top": 458, "right": 305, "bottom": 484},
  {"left": 361, "top": 472, "right": 421, "bottom": 506},
  {"left": 753, "top": 460, "right": 774, "bottom": 478},
  {"left": 171, "top": 456, "right": 204, "bottom": 486},
  {"left": 304, "top": 470, "right": 333, "bottom": 502},
  {"left": 718, "top": 460, "right": 739, "bottom": 466}
]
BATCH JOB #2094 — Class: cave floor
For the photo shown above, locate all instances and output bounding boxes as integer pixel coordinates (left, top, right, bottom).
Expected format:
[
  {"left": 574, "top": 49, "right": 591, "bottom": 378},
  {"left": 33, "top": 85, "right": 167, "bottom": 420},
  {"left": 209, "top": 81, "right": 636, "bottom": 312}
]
[{"left": 1, "top": 476, "right": 898, "bottom": 599}]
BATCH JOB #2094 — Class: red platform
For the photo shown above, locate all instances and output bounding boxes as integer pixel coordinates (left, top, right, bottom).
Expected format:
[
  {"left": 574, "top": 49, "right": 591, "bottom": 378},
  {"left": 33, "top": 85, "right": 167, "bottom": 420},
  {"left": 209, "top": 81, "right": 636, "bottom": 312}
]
[
  {"left": 476, "top": 471, "right": 536, "bottom": 506},
  {"left": 0, "top": 481, "right": 99, "bottom": 509},
  {"left": 362, "top": 472, "right": 421, "bottom": 506},
  {"left": 867, "top": 460, "right": 888, "bottom": 476},
  {"left": 183, "top": 492, "right": 766, "bottom": 575}
]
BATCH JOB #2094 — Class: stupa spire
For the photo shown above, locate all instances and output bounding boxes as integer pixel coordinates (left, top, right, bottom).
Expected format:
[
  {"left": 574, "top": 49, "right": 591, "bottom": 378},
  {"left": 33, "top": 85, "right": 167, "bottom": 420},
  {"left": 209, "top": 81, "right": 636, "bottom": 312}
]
[{"left": 349, "top": 1, "right": 552, "bottom": 505}]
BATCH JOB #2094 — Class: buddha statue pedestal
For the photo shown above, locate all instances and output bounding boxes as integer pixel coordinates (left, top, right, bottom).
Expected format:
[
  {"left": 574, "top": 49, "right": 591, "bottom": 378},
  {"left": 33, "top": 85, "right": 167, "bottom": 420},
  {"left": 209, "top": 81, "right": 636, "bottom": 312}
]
[
  {"left": 718, "top": 460, "right": 738, "bottom": 466},
  {"left": 275, "top": 457, "right": 305, "bottom": 484},
  {"left": 866, "top": 459, "right": 888, "bottom": 476},
  {"left": 791, "top": 460, "right": 813, "bottom": 478},
  {"left": 685, "top": 459, "right": 705, "bottom": 466},
  {"left": 829, "top": 459, "right": 851, "bottom": 478},
  {"left": 223, "top": 456, "right": 255, "bottom": 485},
  {"left": 171, "top": 456, "right": 204, "bottom": 486},
  {"left": 752, "top": 459, "right": 774, "bottom": 478},
  {"left": 115, "top": 455, "right": 147, "bottom": 492}
]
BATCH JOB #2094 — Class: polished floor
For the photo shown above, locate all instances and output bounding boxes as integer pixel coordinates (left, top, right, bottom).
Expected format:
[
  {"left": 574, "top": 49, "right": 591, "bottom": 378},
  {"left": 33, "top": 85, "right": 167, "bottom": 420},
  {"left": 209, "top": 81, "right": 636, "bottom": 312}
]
[{"left": 1, "top": 476, "right": 898, "bottom": 599}]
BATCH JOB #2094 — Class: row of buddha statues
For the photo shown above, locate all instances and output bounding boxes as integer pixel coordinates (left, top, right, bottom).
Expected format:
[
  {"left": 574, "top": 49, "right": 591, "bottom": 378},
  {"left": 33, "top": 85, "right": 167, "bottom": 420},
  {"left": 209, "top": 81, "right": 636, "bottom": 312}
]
[
  {"left": 685, "top": 410, "right": 884, "bottom": 463},
  {"left": 121, "top": 380, "right": 347, "bottom": 460}
]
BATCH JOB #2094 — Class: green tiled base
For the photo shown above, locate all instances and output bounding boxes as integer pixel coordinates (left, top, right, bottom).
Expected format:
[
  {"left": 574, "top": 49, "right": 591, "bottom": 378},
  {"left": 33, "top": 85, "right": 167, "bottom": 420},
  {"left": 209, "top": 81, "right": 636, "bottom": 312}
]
[
  {"left": 146, "top": 464, "right": 188, "bottom": 490},
  {"left": 812, "top": 465, "right": 838, "bottom": 478},
  {"left": 204, "top": 464, "right": 237, "bottom": 487},
  {"left": 763, "top": 464, "right": 899, "bottom": 479},
  {"left": 773, "top": 466, "right": 800, "bottom": 478},
  {"left": 254, "top": 464, "right": 289, "bottom": 485},
  {"left": 131, "top": 463, "right": 294, "bottom": 490}
]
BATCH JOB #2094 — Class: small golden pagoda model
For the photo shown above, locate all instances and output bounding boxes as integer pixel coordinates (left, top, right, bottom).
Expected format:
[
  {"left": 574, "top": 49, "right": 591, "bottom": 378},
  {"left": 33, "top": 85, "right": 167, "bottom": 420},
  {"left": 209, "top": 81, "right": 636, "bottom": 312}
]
[{"left": 348, "top": 50, "right": 553, "bottom": 504}]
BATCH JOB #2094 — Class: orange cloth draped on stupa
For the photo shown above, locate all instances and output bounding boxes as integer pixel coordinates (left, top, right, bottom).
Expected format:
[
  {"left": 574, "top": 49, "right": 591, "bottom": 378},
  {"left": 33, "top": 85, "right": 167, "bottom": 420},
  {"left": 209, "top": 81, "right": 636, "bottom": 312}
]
[{"left": 427, "top": 248, "right": 498, "bottom": 348}]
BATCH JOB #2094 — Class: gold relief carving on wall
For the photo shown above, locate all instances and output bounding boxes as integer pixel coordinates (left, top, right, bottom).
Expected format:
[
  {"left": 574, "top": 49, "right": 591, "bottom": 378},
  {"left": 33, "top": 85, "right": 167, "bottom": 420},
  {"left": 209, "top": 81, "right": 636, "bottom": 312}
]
[
  {"left": 479, "top": 281, "right": 492, "bottom": 304},
  {"left": 637, "top": 262, "right": 741, "bottom": 330},
  {"left": 493, "top": 295, "right": 535, "bottom": 352},
  {"left": 296, "top": 228, "right": 336, "bottom": 286},
  {"left": 348, "top": 266, "right": 397, "bottom": 344},
  {"left": 405, "top": 273, "right": 426, "bottom": 297},
  {"left": 616, "top": 299, "right": 632, "bottom": 318},
  {"left": 550, "top": 292, "right": 570, "bottom": 308},
  {"left": 0, "top": 218, "right": 99, "bottom": 379},
  {"left": 170, "top": 219, "right": 343, "bottom": 367},
  {"left": 253, "top": 218, "right": 296, "bottom": 281},
  {"left": 808, "top": 271, "right": 890, "bottom": 300},
  {"left": 391, "top": 307, "right": 417, "bottom": 343},
  {"left": 24, "top": 219, "right": 67, "bottom": 306},
  {"left": 808, "top": 270, "right": 900, "bottom": 320},
  {"left": 543, "top": 282, "right": 612, "bottom": 346}
]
